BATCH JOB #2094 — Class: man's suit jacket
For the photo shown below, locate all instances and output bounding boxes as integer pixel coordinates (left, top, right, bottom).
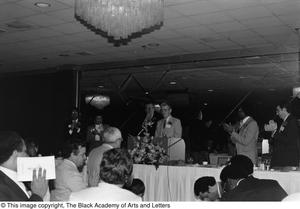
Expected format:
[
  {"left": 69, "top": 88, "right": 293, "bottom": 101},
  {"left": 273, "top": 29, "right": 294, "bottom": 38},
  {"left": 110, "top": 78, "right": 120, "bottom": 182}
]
[
  {"left": 221, "top": 176, "right": 287, "bottom": 201},
  {"left": 51, "top": 159, "right": 87, "bottom": 201},
  {"left": 69, "top": 182, "right": 142, "bottom": 201},
  {"left": 87, "top": 144, "right": 113, "bottom": 187},
  {"left": 231, "top": 117, "right": 258, "bottom": 164},
  {"left": 155, "top": 116, "right": 182, "bottom": 138},
  {"left": 271, "top": 115, "right": 300, "bottom": 167},
  {"left": 0, "top": 171, "right": 42, "bottom": 201}
]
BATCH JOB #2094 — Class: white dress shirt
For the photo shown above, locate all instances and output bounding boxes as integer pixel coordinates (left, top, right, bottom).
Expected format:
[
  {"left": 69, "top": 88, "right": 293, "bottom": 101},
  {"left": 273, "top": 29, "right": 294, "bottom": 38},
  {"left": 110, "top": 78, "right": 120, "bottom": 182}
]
[{"left": 70, "top": 182, "right": 142, "bottom": 201}]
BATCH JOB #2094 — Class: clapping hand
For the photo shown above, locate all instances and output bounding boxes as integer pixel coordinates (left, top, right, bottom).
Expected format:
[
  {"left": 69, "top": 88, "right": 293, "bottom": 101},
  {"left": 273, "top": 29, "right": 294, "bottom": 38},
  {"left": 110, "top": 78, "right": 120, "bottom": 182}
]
[
  {"left": 30, "top": 168, "right": 48, "bottom": 199},
  {"left": 264, "top": 120, "right": 277, "bottom": 132},
  {"left": 223, "top": 123, "right": 234, "bottom": 134}
]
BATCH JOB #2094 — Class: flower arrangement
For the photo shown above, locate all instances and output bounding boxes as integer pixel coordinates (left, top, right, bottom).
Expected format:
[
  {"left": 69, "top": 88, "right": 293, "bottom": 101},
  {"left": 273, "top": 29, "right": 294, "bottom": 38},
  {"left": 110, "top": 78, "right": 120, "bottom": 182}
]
[{"left": 129, "top": 136, "right": 168, "bottom": 166}]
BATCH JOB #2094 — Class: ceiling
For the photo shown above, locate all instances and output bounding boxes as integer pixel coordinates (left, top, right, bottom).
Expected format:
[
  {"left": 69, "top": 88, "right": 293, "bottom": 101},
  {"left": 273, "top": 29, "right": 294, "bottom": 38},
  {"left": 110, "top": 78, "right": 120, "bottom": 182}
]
[{"left": 1, "top": 0, "right": 300, "bottom": 113}]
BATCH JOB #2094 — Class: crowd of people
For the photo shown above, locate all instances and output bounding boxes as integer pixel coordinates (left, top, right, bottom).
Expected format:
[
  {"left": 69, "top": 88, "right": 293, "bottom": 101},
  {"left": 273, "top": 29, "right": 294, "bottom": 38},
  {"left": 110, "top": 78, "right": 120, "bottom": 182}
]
[
  {"left": 0, "top": 129, "right": 144, "bottom": 201},
  {"left": 194, "top": 155, "right": 288, "bottom": 201},
  {"left": 1, "top": 95, "right": 300, "bottom": 201}
]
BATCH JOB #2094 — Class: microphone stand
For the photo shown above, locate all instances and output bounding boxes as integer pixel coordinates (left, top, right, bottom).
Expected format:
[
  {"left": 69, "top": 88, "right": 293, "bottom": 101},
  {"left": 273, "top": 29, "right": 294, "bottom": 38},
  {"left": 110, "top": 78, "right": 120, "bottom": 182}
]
[{"left": 167, "top": 138, "right": 183, "bottom": 149}]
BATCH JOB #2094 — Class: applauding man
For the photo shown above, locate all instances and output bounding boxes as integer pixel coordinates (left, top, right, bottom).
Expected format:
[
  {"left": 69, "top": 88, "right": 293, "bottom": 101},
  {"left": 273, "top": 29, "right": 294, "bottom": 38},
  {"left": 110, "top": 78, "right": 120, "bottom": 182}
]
[
  {"left": 223, "top": 108, "right": 258, "bottom": 164},
  {"left": 267, "top": 102, "right": 300, "bottom": 169}
]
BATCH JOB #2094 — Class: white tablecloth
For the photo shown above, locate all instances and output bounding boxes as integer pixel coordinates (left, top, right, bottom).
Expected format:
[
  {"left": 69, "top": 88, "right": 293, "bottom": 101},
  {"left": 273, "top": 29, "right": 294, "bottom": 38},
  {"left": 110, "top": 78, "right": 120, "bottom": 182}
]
[{"left": 133, "top": 164, "right": 300, "bottom": 201}]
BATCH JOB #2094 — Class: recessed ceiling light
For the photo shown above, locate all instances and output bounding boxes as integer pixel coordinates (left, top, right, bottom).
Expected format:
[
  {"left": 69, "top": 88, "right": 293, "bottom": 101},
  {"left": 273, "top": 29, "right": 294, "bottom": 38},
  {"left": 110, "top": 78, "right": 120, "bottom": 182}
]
[
  {"left": 246, "top": 56, "right": 260, "bottom": 60},
  {"left": 76, "top": 51, "right": 93, "bottom": 56},
  {"left": 204, "top": 103, "right": 208, "bottom": 106},
  {"left": 239, "top": 76, "right": 247, "bottom": 79},
  {"left": 98, "top": 85, "right": 104, "bottom": 88},
  {"left": 169, "top": 81, "right": 176, "bottom": 85},
  {"left": 0, "top": 28, "right": 7, "bottom": 33},
  {"left": 208, "top": 89, "right": 214, "bottom": 92},
  {"left": 147, "top": 43, "right": 159, "bottom": 47},
  {"left": 145, "top": 91, "right": 149, "bottom": 95},
  {"left": 141, "top": 43, "right": 160, "bottom": 49},
  {"left": 59, "top": 53, "right": 70, "bottom": 57},
  {"left": 34, "top": 2, "right": 51, "bottom": 8}
]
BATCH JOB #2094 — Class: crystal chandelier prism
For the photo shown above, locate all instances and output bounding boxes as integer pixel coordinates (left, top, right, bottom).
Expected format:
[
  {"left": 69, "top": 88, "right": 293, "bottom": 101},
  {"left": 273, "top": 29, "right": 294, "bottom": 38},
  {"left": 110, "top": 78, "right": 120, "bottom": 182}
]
[{"left": 75, "top": 0, "right": 164, "bottom": 40}]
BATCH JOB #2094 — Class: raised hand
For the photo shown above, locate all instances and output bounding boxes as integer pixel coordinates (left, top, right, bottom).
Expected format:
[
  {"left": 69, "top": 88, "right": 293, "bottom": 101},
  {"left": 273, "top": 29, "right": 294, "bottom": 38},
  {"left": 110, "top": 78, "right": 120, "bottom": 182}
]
[
  {"left": 264, "top": 120, "right": 277, "bottom": 132},
  {"left": 31, "top": 168, "right": 48, "bottom": 199}
]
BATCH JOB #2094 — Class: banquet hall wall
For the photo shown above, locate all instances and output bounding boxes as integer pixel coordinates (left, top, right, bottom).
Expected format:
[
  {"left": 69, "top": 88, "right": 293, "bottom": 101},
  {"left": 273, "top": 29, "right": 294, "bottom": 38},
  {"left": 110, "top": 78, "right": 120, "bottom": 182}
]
[{"left": 0, "top": 70, "right": 75, "bottom": 155}]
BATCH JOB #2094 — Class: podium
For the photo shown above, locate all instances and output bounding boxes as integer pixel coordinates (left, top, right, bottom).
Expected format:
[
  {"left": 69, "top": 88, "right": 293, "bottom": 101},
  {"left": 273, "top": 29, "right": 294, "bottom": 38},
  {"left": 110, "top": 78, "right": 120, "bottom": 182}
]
[
  {"left": 153, "top": 137, "right": 185, "bottom": 161},
  {"left": 168, "top": 138, "right": 185, "bottom": 161}
]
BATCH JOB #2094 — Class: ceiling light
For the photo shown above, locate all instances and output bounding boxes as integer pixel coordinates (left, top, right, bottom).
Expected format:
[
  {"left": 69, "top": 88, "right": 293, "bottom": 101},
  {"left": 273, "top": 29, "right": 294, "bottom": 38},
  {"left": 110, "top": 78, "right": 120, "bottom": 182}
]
[
  {"left": 98, "top": 85, "right": 104, "bottom": 88},
  {"left": 293, "top": 87, "right": 300, "bottom": 97},
  {"left": 208, "top": 89, "right": 214, "bottom": 92},
  {"left": 145, "top": 91, "right": 149, "bottom": 95},
  {"left": 76, "top": 51, "right": 93, "bottom": 56},
  {"left": 169, "top": 81, "right": 176, "bottom": 85},
  {"left": 0, "top": 28, "right": 7, "bottom": 33},
  {"left": 85, "top": 95, "right": 110, "bottom": 109},
  {"left": 34, "top": 2, "right": 51, "bottom": 8},
  {"left": 246, "top": 56, "right": 260, "bottom": 60},
  {"left": 59, "top": 53, "right": 70, "bottom": 57},
  {"left": 204, "top": 103, "right": 208, "bottom": 106},
  {"left": 147, "top": 43, "right": 160, "bottom": 47},
  {"left": 239, "top": 76, "right": 247, "bottom": 79},
  {"left": 74, "top": 0, "right": 164, "bottom": 40}
]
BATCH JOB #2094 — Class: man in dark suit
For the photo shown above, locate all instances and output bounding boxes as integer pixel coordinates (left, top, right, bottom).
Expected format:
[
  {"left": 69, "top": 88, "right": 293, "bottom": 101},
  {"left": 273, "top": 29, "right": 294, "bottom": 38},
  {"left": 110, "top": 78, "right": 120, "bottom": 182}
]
[
  {"left": 0, "top": 131, "right": 48, "bottom": 201},
  {"left": 220, "top": 155, "right": 287, "bottom": 201},
  {"left": 270, "top": 102, "right": 300, "bottom": 169}
]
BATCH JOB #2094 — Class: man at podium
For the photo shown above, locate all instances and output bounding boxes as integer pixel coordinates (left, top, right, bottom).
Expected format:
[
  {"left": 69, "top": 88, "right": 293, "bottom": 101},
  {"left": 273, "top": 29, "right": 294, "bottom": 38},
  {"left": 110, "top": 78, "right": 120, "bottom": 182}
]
[
  {"left": 155, "top": 102, "right": 184, "bottom": 161},
  {"left": 155, "top": 102, "right": 182, "bottom": 139}
]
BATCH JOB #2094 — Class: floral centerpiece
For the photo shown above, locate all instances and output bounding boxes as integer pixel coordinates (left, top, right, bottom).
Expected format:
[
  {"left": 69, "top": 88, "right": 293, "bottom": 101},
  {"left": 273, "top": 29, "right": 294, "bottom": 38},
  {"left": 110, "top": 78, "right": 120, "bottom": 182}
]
[{"left": 129, "top": 135, "right": 168, "bottom": 167}]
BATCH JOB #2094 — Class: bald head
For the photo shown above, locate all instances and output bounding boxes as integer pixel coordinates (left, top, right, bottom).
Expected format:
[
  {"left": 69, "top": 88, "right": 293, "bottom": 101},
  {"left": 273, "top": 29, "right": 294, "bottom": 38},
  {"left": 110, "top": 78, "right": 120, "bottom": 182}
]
[{"left": 103, "top": 127, "right": 122, "bottom": 145}]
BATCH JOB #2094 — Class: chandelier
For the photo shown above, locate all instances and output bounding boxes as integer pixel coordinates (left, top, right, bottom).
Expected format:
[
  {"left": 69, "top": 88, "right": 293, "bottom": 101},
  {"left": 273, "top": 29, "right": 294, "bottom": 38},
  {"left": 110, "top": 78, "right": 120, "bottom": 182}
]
[{"left": 75, "top": 0, "right": 164, "bottom": 40}]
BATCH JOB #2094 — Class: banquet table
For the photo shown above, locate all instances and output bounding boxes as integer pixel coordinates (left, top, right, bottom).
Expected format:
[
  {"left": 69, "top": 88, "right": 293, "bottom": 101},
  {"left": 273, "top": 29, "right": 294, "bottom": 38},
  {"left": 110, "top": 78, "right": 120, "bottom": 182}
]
[{"left": 133, "top": 164, "right": 300, "bottom": 201}]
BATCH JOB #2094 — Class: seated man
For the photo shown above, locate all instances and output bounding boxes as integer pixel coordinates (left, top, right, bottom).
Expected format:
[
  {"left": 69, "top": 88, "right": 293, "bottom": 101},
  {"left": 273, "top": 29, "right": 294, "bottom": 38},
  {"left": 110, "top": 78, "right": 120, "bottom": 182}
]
[
  {"left": 51, "top": 140, "right": 87, "bottom": 201},
  {"left": 70, "top": 148, "right": 141, "bottom": 201},
  {"left": 194, "top": 176, "right": 222, "bottom": 201},
  {"left": 220, "top": 155, "right": 287, "bottom": 201},
  {"left": 124, "top": 178, "right": 145, "bottom": 198},
  {"left": 87, "top": 127, "right": 122, "bottom": 187},
  {"left": 0, "top": 131, "right": 48, "bottom": 201}
]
